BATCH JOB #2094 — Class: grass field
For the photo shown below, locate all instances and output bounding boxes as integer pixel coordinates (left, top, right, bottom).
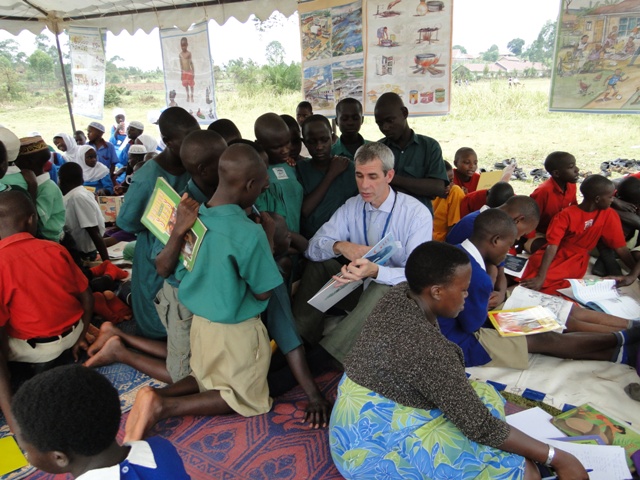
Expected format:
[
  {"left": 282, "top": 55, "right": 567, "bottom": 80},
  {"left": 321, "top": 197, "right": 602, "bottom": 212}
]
[{"left": 1, "top": 78, "right": 639, "bottom": 195}]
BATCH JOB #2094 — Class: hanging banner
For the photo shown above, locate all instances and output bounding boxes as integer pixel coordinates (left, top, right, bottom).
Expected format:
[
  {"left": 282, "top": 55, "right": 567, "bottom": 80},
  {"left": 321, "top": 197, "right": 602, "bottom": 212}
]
[
  {"left": 549, "top": 0, "right": 640, "bottom": 113},
  {"left": 299, "top": 0, "right": 365, "bottom": 117},
  {"left": 159, "top": 22, "right": 217, "bottom": 125},
  {"left": 363, "top": 0, "right": 453, "bottom": 115},
  {"left": 68, "top": 26, "right": 107, "bottom": 120}
]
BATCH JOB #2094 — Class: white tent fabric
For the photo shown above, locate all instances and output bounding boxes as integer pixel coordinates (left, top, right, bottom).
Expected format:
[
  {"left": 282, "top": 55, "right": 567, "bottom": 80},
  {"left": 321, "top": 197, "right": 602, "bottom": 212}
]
[{"left": 0, "top": 0, "right": 296, "bottom": 35}]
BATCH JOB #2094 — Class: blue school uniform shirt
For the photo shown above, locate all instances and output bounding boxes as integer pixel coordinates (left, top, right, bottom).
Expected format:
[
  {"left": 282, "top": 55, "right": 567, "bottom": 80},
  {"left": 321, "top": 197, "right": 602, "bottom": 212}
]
[
  {"left": 76, "top": 437, "right": 190, "bottom": 479},
  {"left": 445, "top": 210, "right": 482, "bottom": 245},
  {"left": 90, "top": 141, "right": 119, "bottom": 170},
  {"left": 117, "top": 159, "right": 190, "bottom": 339},
  {"left": 85, "top": 174, "right": 114, "bottom": 194},
  {"left": 437, "top": 240, "right": 493, "bottom": 367}
]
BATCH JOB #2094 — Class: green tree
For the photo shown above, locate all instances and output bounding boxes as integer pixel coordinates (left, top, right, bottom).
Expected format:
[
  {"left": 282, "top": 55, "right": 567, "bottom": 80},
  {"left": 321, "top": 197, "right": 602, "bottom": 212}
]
[
  {"left": 482, "top": 44, "right": 500, "bottom": 62},
  {"left": 524, "top": 21, "right": 557, "bottom": 66},
  {"left": 507, "top": 38, "right": 525, "bottom": 56},
  {"left": 453, "top": 44, "right": 467, "bottom": 54},
  {"left": 28, "top": 50, "right": 54, "bottom": 85},
  {"left": 0, "top": 56, "right": 24, "bottom": 99},
  {"left": 0, "top": 39, "right": 19, "bottom": 63},
  {"left": 265, "top": 41, "right": 285, "bottom": 66}
]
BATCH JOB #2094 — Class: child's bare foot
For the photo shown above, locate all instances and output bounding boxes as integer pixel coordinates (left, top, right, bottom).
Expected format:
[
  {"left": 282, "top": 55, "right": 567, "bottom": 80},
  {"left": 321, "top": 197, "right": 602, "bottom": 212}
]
[
  {"left": 87, "top": 322, "right": 120, "bottom": 356},
  {"left": 84, "top": 336, "right": 124, "bottom": 368},
  {"left": 124, "top": 387, "right": 164, "bottom": 442}
]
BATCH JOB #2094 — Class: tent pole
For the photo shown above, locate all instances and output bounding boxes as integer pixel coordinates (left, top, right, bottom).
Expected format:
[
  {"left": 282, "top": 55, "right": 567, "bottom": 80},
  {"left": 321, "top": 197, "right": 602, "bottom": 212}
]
[{"left": 54, "top": 26, "right": 76, "bottom": 133}]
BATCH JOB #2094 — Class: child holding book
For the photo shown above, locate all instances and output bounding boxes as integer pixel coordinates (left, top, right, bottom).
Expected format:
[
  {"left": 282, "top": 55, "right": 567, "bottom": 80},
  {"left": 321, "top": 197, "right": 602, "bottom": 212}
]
[{"left": 452, "top": 147, "right": 480, "bottom": 194}]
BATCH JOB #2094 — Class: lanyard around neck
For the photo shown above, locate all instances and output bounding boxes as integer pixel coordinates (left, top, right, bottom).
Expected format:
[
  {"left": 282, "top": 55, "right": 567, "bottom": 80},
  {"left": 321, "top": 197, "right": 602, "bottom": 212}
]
[{"left": 362, "top": 191, "right": 397, "bottom": 246}]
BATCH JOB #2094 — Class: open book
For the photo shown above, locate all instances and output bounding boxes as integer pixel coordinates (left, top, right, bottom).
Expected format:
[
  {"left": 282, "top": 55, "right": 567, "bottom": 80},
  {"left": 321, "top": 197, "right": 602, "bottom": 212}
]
[
  {"left": 487, "top": 306, "right": 562, "bottom": 337},
  {"left": 307, "top": 233, "right": 399, "bottom": 313},
  {"left": 141, "top": 177, "right": 206, "bottom": 271},
  {"left": 559, "top": 278, "right": 640, "bottom": 320}
]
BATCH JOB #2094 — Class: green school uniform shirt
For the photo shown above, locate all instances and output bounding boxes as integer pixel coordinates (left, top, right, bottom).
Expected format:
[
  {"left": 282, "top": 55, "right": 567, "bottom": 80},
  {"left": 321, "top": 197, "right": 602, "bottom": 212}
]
[
  {"left": 4, "top": 172, "right": 65, "bottom": 242},
  {"left": 296, "top": 158, "right": 359, "bottom": 239},
  {"left": 255, "top": 163, "right": 303, "bottom": 233},
  {"left": 379, "top": 131, "right": 448, "bottom": 213},
  {"left": 330, "top": 135, "right": 370, "bottom": 161},
  {"left": 116, "top": 160, "right": 190, "bottom": 339},
  {"left": 176, "top": 204, "right": 283, "bottom": 324}
]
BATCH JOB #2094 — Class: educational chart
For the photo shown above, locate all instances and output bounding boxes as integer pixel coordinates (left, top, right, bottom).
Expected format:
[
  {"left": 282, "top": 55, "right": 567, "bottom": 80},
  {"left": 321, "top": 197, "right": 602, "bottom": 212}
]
[
  {"left": 68, "top": 27, "right": 107, "bottom": 120},
  {"left": 363, "top": 0, "right": 453, "bottom": 115},
  {"left": 159, "top": 22, "right": 217, "bottom": 125},
  {"left": 299, "top": 0, "right": 365, "bottom": 116},
  {"left": 549, "top": 0, "right": 640, "bottom": 113}
]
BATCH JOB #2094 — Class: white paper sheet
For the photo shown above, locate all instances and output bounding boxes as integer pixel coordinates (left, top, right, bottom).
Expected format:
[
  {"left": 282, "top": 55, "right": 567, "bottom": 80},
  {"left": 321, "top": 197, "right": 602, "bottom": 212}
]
[
  {"left": 506, "top": 407, "right": 566, "bottom": 442},
  {"left": 546, "top": 440, "right": 632, "bottom": 480}
]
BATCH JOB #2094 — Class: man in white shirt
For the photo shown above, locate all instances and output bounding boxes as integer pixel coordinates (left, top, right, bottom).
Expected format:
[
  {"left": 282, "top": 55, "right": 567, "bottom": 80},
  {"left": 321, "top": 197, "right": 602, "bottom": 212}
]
[{"left": 293, "top": 142, "right": 433, "bottom": 364}]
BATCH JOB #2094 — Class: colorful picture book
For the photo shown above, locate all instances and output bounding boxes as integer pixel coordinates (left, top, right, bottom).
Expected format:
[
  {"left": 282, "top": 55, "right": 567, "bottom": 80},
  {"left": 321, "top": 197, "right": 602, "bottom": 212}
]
[
  {"left": 560, "top": 278, "right": 640, "bottom": 320},
  {"left": 552, "top": 403, "right": 640, "bottom": 469},
  {"left": 487, "top": 306, "right": 562, "bottom": 337},
  {"left": 141, "top": 177, "right": 206, "bottom": 271},
  {"left": 98, "top": 195, "right": 124, "bottom": 223}
]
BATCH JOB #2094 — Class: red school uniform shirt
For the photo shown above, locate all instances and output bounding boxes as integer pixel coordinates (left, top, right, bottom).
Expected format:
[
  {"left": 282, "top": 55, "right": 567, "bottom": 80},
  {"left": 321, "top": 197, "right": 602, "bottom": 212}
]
[
  {"left": 530, "top": 178, "right": 578, "bottom": 234},
  {"left": 521, "top": 206, "right": 625, "bottom": 294},
  {"left": 460, "top": 189, "right": 488, "bottom": 217},
  {"left": 453, "top": 169, "right": 480, "bottom": 193},
  {"left": 0, "top": 232, "right": 88, "bottom": 340}
]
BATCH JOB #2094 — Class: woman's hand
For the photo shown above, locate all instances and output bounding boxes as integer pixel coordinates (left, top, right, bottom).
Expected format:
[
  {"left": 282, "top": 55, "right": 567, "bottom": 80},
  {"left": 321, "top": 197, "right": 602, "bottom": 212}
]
[{"left": 550, "top": 448, "right": 590, "bottom": 480}]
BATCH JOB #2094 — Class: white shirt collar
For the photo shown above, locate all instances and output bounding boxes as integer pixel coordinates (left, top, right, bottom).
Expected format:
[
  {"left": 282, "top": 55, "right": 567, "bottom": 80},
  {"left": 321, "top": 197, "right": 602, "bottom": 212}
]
[
  {"left": 479, "top": 205, "right": 490, "bottom": 212},
  {"left": 6, "top": 165, "right": 20, "bottom": 174},
  {"left": 36, "top": 173, "right": 49, "bottom": 186},
  {"left": 363, "top": 187, "right": 395, "bottom": 213},
  {"left": 461, "top": 239, "right": 486, "bottom": 271},
  {"left": 75, "top": 441, "right": 157, "bottom": 480},
  {"left": 63, "top": 185, "right": 87, "bottom": 200}
]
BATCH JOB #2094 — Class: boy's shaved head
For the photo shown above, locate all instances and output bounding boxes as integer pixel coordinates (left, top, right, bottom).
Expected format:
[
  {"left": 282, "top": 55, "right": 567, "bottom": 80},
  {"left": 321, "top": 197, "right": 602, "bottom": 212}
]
[
  {"left": 472, "top": 208, "right": 517, "bottom": 240},
  {"left": 158, "top": 107, "right": 199, "bottom": 136},
  {"left": 180, "top": 130, "right": 227, "bottom": 175},
  {"left": 375, "top": 91, "right": 405, "bottom": 110},
  {"left": 617, "top": 176, "right": 640, "bottom": 204},
  {"left": 0, "top": 190, "right": 36, "bottom": 237},
  {"left": 218, "top": 143, "right": 266, "bottom": 188},
  {"left": 254, "top": 113, "right": 289, "bottom": 142},
  {"left": 207, "top": 119, "right": 242, "bottom": 144},
  {"left": 580, "top": 174, "right": 614, "bottom": 199},
  {"left": 486, "top": 181, "right": 515, "bottom": 208},
  {"left": 502, "top": 195, "right": 540, "bottom": 222},
  {"left": 544, "top": 151, "right": 574, "bottom": 173},
  {"left": 58, "top": 162, "right": 84, "bottom": 190},
  {"left": 301, "top": 114, "right": 332, "bottom": 136}
]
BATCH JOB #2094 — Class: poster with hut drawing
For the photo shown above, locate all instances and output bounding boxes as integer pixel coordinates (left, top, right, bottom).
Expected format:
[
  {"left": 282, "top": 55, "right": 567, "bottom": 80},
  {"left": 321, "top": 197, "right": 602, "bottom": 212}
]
[
  {"left": 299, "top": 0, "right": 365, "bottom": 116},
  {"left": 363, "top": 0, "right": 453, "bottom": 115},
  {"left": 549, "top": 0, "right": 640, "bottom": 113}
]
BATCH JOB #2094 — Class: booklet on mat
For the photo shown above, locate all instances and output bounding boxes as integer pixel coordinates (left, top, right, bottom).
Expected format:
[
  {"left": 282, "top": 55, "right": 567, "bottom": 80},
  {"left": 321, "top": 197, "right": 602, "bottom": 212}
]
[
  {"left": 551, "top": 403, "right": 640, "bottom": 470},
  {"left": 0, "top": 436, "right": 28, "bottom": 476},
  {"left": 487, "top": 306, "right": 562, "bottom": 337},
  {"left": 560, "top": 278, "right": 640, "bottom": 320},
  {"left": 308, "top": 233, "right": 399, "bottom": 313},
  {"left": 141, "top": 177, "right": 206, "bottom": 271},
  {"left": 503, "top": 254, "right": 529, "bottom": 277}
]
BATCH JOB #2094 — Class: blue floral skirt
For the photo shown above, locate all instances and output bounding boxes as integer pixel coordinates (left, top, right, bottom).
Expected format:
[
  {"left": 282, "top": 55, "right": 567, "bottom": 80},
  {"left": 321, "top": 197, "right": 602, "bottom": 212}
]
[{"left": 329, "top": 375, "right": 525, "bottom": 479}]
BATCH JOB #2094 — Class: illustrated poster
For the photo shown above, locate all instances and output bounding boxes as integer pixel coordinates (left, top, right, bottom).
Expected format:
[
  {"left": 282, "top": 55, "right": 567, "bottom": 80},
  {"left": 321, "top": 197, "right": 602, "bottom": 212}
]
[
  {"left": 550, "top": 0, "right": 640, "bottom": 113},
  {"left": 363, "top": 0, "right": 453, "bottom": 115},
  {"left": 68, "top": 27, "right": 107, "bottom": 120},
  {"left": 159, "top": 22, "right": 217, "bottom": 125}
]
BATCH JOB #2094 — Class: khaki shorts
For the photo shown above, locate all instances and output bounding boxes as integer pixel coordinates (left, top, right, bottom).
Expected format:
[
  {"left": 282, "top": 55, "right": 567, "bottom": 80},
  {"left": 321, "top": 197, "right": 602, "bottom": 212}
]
[
  {"left": 475, "top": 328, "right": 529, "bottom": 370},
  {"left": 190, "top": 314, "right": 272, "bottom": 417},
  {"left": 8, "top": 321, "right": 83, "bottom": 363}
]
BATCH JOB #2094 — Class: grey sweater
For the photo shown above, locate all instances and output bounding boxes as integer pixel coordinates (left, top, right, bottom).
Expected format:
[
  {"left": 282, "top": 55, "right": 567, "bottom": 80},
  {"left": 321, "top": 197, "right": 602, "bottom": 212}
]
[{"left": 344, "top": 283, "right": 510, "bottom": 448}]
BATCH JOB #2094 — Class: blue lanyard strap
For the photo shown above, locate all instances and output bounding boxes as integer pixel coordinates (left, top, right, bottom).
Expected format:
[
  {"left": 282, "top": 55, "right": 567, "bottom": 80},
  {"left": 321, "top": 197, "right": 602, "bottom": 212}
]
[{"left": 362, "top": 191, "right": 397, "bottom": 246}]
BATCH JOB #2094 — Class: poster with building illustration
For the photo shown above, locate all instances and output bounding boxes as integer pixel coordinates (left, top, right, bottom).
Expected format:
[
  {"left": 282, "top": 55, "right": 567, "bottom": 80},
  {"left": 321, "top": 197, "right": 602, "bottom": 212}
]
[
  {"left": 159, "top": 22, "right": 217, "bottom": 125},
  {"left": 363, "top": 0, "right": 453, "bottom": 115},
  {"left": 299, "top": 0, "right": 365, "bottom": 116},
  {"left": 69, "top": 27, "right": 107, "bottom": 120},
  {"left": 549, "top": 0, "right": 640, "bottom": 113}
]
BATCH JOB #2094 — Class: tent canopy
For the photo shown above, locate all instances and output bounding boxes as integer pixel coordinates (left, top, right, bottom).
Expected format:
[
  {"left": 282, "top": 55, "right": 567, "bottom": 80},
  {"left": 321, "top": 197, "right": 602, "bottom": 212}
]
[{"left": 0, "top": 0, "right": 296, "bottom": 35}]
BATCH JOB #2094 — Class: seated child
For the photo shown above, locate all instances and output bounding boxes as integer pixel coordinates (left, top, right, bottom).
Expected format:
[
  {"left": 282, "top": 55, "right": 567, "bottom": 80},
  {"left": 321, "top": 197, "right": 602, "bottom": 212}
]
[
  {"left": 114, "top": 144, "right": 147, "bottom": 194},
  {"left": 53, "top": 132, "right": 79, "bottom": 163},
  {"left": 280, "top": 114, "right": 305, "bottom": 165},
  {"left": 59, "top": 162, "right": 109, "bottom": 262},
  {"left": 525, "top": 151, "right": 579, "bottom": 253},
  {"left": 432, "top": 160, "right": 465, "bottom": 241},
  {"left": 0, "top": 190, "right": 93, "bottom": 432},
  {"left": 3, "top": 136, "right": 65, "bottom": 242},
  {"left": 122, "top": 143, "right": 284, "bottom": 441},
  {"left": 12, "top": 365, "right": 190, "bottom": 479},
  {"left": 74, "top": 129, "right": 87, "bottom": 146},
  {"left": 254, "top": 113, "right": 304, "bottom": 233},
  {"left": 439, "top": 208, "right": 640, "bottom": 369},
  {"left": 452, "top": 147, "right": 480, "bottom": 193},
  {"left": 521, "top": 174, "right": 640, "bottom": 294},
  {"left": 460, "top": 181, "right": 514, "bottom": 217},
  {"left": 77, "top": 145, "right": 113, "bottom": 195},
  {"left": 331, "top": 97, "right": 369, "bottom": 161},
  {"left": 296, "top": 114, "right": 358, "bottom": 238},
  {"left": 87, "top": 121, "right": 119, "bottom": 183},
  {"left": 207, "top": 118, "right": 242, "bottom": 144}
]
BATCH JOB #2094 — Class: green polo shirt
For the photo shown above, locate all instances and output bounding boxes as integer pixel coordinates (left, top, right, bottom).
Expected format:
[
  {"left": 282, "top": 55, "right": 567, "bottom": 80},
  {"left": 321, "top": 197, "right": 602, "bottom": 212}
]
[
  {"left": 177, "top": 204, "right": 283, "bottom": 324},
  {"left": 296, "top": 158, "right": 359, "bottom": 238},
  {"left": 379, "top": 131, "right": 448, "bottom": 212},
  {"left": 255, "top": 163, "right": 303, "bottom": 233},
  {"left": 330, "top": 135, "right": 370, "bottom": 161}
]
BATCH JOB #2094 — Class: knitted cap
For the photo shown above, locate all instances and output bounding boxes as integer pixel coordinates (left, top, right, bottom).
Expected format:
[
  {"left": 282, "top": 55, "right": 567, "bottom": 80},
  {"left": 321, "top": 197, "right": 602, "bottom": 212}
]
[
  {"left": 88, "top": 122, "right": 105, "bottom": 133},
  {"left": 0, "top": 127, "right": 20, "bottom": 163},
  {"left": 129, "top": 121, "right": 144, "bottom": 131},
  {"left": 129, "top": 144, "right": 147, "bottom": 155}
]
